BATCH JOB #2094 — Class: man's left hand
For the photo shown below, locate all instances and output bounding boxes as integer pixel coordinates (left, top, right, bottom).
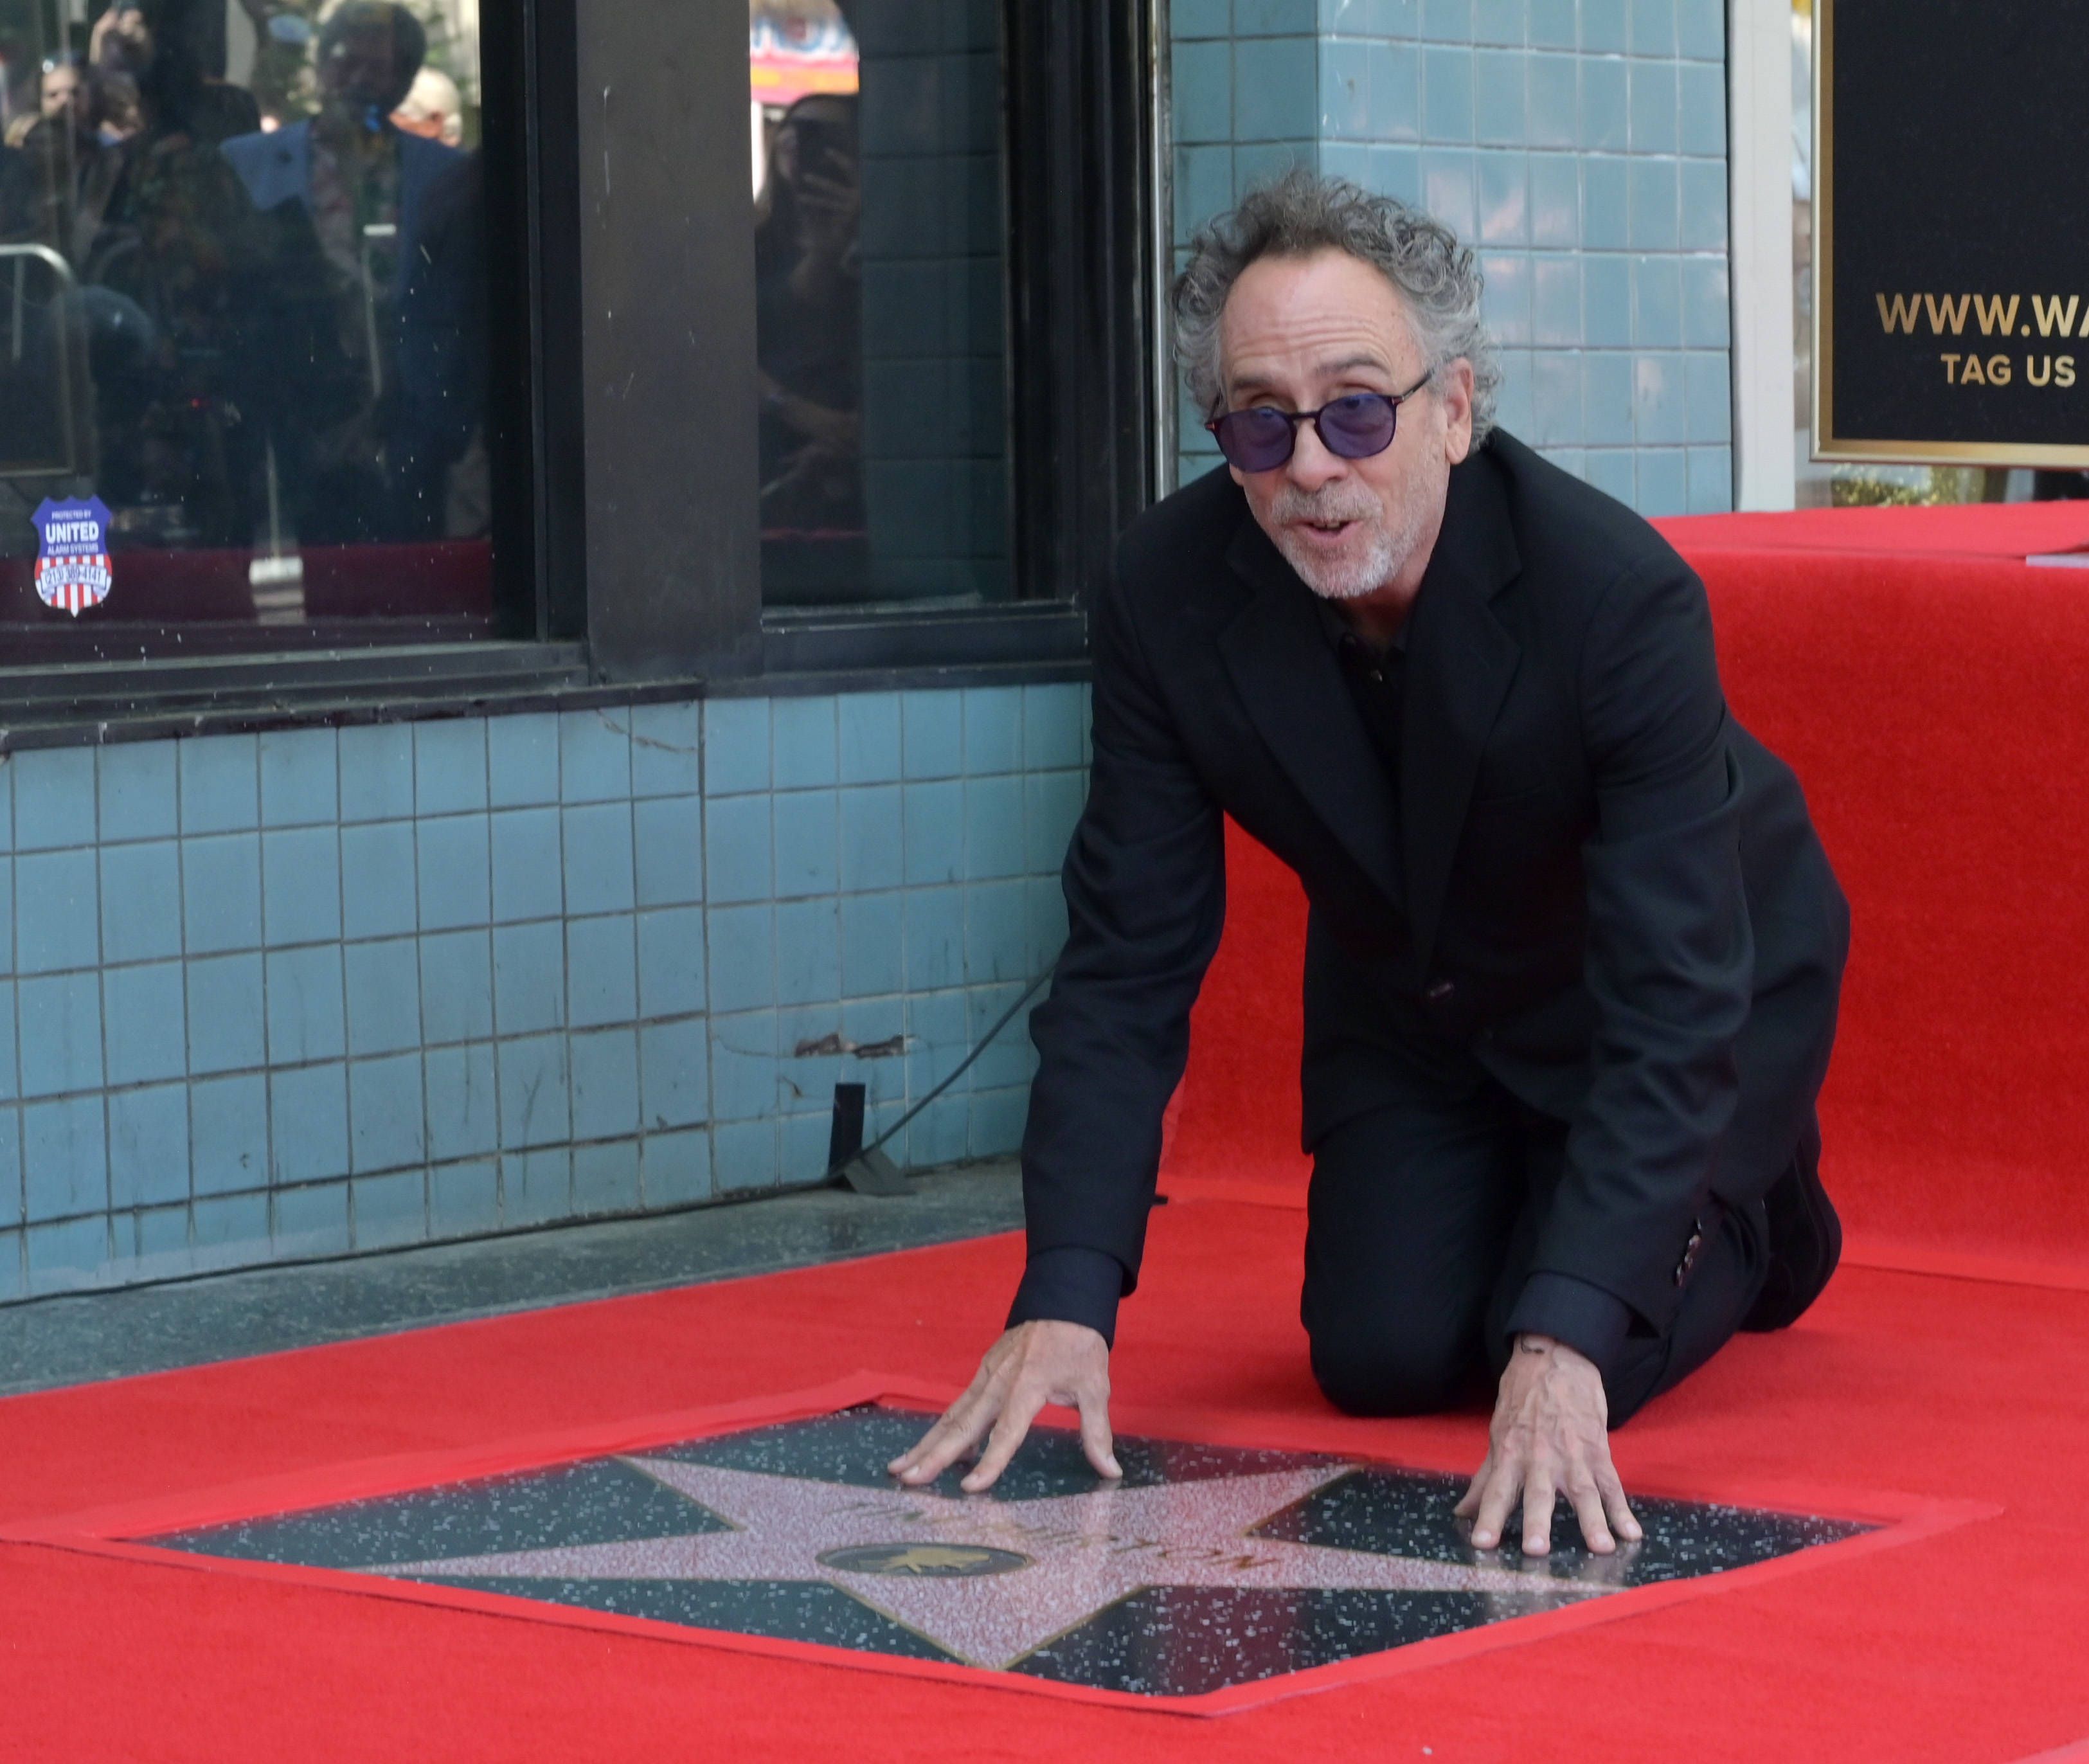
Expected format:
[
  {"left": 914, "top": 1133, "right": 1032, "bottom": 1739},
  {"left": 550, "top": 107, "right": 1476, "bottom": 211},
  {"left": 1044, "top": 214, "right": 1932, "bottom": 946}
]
[{"left": 1454, "top": 1333, "right": 1642, "bottom": 1555}]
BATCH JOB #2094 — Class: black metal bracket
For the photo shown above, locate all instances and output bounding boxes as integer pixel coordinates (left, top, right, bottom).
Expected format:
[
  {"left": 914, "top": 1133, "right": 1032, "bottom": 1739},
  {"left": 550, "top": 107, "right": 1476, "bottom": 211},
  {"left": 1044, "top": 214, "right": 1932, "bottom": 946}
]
[{"left": 827, "top": 1082, "right": 911, "bottom": 1198}]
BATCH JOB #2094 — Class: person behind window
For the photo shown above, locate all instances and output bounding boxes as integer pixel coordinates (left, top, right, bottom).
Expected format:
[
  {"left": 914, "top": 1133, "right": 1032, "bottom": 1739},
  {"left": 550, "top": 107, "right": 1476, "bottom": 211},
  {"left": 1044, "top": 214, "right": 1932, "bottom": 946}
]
[
  {"left": 220, "top": 0, "right": 465, "bottom": 546},
  {"left": 391, "top": 65, "right": 462, "bottom": 148},
  {"left": 82, "top": 0, "right": 147, "bottom": 140},
  {"left": 89, "top": 0, "right": 154, "bottom": 84},
  {"left": 64, "top": 1, "right": 265, "bottom": 546},
  {"left": 3, "top": 54, "right": 89, "bottom": 148},
  {"left": 7, "top": 57, "right": 62, "bottom": 149},
  {"left": 39, "top": 55, "right": 92, "bottom": 129},
  {"left": 0, "top": 57, "right": 121, "bottom": 489},
  {"left": 13, "top": 57, "right": 125, "bottom": 267},
  {"left": 0, "top": 134, "right": 28, "bottom": 240},
  {"left": 393, "top": 145, "right": 485, "bottom": 537},
  {"left": 755, "top": 92, "right": 862, "bottom": 537},
  {"left": 235, "top": 3, "right": 319, "bottom": 134}
]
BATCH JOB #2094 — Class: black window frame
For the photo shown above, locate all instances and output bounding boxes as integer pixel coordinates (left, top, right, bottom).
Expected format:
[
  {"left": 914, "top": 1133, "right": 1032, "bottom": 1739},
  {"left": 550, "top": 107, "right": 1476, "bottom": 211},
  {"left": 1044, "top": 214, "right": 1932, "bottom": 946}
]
[{"left": 0, "top": 0, "right": 1161, "bottom": 747}]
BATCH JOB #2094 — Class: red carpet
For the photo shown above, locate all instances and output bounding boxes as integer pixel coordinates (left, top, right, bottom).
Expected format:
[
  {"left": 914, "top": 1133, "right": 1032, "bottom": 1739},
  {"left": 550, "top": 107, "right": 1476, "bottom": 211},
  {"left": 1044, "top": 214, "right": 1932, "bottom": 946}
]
[
  {"left": 1165, "top": 502, "right": 2089, "bottom": 1288},
  {"left": 0, "top": 1203, "right": 2081, "bottom": 1755},
  {"left": 1, "top": 1203, "right": 2085, "bottom": 1760}
]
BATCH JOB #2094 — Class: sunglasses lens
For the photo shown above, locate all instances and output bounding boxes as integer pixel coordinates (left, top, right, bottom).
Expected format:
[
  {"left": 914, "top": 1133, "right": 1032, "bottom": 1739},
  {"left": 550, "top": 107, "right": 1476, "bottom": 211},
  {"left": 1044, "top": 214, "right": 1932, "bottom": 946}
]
[
  {"left": 1212, "top": 408, "right": 1296, "bottom": 471},
  {"left": 1317, "top": 393, "right": 1398, "bottom": 459}
]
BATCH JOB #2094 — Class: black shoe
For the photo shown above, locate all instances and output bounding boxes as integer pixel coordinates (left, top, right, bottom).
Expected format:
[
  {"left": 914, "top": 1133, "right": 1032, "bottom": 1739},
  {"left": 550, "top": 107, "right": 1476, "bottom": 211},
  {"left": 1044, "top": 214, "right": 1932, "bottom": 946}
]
[{"left": 1742, "top": 1130, "right": 1842, "bottom": 1332}]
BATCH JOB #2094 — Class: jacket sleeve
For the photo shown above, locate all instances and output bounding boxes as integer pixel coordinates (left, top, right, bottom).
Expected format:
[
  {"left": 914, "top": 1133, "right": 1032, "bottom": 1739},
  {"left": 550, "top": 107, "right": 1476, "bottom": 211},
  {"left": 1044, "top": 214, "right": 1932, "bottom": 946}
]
[
  {"left": 1009, "top": 548, "right": 1229, "bottom": 1341},
  {"left": 1502, "top": 1270, "right": 1633, "bottom": 1371},
  {"left": 1528, "top": 553, "right": 1753, "bottom": 1332}
]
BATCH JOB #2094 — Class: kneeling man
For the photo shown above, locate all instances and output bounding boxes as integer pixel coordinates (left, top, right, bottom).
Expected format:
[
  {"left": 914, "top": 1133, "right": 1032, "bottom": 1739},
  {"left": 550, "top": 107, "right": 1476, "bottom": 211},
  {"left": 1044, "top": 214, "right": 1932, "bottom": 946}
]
[{"left": 895, "top": 171, "right": 1849, "bottom": 1555}]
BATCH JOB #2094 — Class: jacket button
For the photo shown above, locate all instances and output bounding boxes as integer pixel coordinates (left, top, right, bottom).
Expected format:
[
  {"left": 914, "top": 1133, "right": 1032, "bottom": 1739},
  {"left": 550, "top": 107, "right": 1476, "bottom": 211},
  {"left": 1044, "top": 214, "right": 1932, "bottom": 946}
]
[{"left": 1424, "top": 980, "right": 1455, "bottom": 1002}]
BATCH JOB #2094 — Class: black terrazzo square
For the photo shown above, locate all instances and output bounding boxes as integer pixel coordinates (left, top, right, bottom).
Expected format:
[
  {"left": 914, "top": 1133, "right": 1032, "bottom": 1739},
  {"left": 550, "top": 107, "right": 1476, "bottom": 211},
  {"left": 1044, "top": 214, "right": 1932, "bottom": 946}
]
[{"left": 147, "top": 1404, "right": 1871, "bottom": 1699}]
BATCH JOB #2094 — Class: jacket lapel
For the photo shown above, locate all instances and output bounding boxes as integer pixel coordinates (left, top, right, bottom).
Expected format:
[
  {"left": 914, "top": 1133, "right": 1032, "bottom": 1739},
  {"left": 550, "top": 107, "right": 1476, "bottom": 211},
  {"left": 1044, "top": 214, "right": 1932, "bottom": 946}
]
[
  {"left": 1401, "top": 454, "right": 1523, "bottom": 975},
  {"left": 1217, "top": 514, "right": 1404, "bottom": 908}
]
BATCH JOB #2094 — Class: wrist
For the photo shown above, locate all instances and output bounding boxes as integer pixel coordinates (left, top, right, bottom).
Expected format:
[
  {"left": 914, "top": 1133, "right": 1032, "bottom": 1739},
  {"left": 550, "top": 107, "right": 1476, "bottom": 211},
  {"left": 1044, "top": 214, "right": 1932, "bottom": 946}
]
[
  {"left": 1515, "top": 1332, "right": 1596, "bottom": 1372},
  {"left": 1021, "top": 1317, "right": 1107, "bottom": 1347}
]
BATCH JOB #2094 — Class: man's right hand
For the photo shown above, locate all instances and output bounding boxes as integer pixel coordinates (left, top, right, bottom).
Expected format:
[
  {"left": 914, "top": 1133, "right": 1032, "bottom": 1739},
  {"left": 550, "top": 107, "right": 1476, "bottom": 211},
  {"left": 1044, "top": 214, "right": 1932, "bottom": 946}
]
[{"left": 887, "top": 1319, "right": 1119, "bottom": 1493}]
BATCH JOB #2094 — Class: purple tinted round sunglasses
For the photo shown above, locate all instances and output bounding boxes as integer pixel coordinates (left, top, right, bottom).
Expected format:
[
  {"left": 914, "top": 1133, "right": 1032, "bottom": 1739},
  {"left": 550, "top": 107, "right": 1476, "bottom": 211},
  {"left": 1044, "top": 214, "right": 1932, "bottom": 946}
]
[{"left": 1205, "top": 366, "right": 1435, "bottom": 473}]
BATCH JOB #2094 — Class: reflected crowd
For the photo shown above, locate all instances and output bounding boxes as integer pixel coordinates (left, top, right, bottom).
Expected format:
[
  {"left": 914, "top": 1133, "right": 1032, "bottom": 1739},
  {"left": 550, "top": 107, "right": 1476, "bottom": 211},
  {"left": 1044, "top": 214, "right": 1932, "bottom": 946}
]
[
  {"left": 0, "top": 0, "right": 486, "bottom": 570},
  {"left": 754, "top": 87, "right": 861, "bottom": 545}
]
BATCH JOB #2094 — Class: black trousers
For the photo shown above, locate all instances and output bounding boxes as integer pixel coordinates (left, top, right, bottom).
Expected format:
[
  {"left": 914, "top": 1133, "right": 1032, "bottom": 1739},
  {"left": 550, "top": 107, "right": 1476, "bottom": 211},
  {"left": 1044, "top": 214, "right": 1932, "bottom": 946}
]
[{"left": 1301, "top": 1070, "right": 1782, "bottom": 1428}]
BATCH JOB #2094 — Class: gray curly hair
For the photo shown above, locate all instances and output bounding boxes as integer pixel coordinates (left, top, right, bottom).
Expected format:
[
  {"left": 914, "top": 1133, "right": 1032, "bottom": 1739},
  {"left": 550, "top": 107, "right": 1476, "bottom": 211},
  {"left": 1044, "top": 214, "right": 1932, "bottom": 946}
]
[{"left": 1173, "top": 167, "right": 1501, "bottom": 446}]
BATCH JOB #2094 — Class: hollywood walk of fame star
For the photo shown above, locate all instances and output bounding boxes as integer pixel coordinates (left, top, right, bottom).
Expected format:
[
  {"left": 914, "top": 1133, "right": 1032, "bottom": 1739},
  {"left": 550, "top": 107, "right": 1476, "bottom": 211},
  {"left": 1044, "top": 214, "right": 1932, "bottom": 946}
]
[{"left": 373, "top": 1457, "right": 1612, "bottom": 1670}]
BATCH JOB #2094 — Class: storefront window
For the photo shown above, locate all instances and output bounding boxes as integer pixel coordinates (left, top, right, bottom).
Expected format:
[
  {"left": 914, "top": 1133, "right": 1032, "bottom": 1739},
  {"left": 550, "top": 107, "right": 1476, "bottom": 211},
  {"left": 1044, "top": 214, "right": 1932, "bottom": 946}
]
[
  {"left": 0, "top": 0, "right": 509, "bottom": 649},
  {"left": 749, "top": 0, "right": 1013, "bottom": 609}
]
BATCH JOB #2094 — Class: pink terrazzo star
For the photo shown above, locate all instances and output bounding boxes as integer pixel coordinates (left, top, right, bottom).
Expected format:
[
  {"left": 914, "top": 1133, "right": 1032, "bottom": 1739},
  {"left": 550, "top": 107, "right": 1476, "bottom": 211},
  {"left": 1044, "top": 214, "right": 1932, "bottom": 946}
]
[{"left": 374, "top": 1457, "right": 1613, "bottom": 1670}]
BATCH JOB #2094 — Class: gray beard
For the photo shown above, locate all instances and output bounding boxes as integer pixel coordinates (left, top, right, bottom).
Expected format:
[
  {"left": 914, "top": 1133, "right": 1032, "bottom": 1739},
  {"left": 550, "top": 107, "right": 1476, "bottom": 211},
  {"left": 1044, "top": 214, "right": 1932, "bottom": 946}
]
[{"left": 1268, "top": 486, "right": 1432, "bottom": 602}]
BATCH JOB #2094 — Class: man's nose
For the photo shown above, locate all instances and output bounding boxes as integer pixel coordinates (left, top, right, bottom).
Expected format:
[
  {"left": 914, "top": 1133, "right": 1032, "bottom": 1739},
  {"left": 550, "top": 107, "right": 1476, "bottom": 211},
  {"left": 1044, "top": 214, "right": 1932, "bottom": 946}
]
[{"left": 1284, "top": 418, "right": 1347, "bottom": 492}]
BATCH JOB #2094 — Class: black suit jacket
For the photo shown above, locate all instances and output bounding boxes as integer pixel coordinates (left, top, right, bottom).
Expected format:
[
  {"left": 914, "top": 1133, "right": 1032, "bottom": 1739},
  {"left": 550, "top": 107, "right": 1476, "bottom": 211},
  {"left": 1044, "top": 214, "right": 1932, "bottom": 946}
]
[{"left": 1014, "top": 432, "right": 1849, "bottom": 1342}]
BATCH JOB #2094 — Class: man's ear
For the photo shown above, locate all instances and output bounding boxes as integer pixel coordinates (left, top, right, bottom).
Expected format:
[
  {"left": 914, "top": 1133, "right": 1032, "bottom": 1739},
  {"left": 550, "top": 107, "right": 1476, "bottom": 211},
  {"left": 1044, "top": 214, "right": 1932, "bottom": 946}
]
[{"left": 1438, "top": 358, "right": 1476, "bottom": 464}]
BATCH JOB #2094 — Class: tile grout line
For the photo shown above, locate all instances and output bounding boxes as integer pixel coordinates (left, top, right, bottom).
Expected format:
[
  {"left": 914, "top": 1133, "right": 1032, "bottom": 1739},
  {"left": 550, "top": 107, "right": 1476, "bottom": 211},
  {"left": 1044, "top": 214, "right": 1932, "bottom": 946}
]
[
  {"left": 618, "top": 713, "right": 644, "bottom": 1205},
  {"left": 324, "top": 747, "right": 352, "bottom": 1254},
  {"left": 6, "top": 764, "right": 22, "bottom": 1289},
  {"left": 177, "top": 746, "right": 213, "bottom": 1262},
  {"left": 89, "top": 750, "right": 116, "bottom": 1275},
  {"left": 413, "top": 867, "right": 440, "bottom": 1243},
  {"left": 762, "top": 705, "right": 780, "bottom": 1181},
  {"left": 697, "top": 702, "right": 721, "bottom": 1202}
]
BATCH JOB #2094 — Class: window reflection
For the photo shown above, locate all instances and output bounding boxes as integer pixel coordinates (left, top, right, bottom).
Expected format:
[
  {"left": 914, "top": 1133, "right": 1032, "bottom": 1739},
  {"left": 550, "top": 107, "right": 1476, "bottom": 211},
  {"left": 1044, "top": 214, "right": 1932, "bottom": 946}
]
[
  {"left": 755, "top": 91, "right": 863, "bottom": 557},
  {"left": 0, "top": 0, "right": 496, "bottom": 636},
  {"left": 751, "top": 0, "right": 1011, "bottom": 609}
]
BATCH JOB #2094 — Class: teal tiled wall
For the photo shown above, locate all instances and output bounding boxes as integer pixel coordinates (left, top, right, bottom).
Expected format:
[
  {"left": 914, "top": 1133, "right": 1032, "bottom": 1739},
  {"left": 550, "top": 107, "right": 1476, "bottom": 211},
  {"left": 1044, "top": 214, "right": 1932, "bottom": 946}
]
[
  {"left": 1171, "top": 0, "right": 1732, "bottom": 516},
  {"left": 0, "top": 683, "right": 1088, "bottom": 1300}
]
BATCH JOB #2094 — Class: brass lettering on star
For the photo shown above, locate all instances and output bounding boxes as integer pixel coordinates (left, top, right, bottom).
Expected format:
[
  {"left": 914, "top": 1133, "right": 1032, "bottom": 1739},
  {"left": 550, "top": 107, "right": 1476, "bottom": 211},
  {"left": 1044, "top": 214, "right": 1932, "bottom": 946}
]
[{"left": 816, "top": 1542, "right": 1032, "bottom": 1578}]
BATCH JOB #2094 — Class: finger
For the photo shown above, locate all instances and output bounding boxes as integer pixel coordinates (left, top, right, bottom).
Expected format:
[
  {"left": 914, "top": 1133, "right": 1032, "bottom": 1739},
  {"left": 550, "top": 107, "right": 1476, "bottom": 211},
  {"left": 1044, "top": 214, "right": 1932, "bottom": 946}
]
[
  {"left": 1470, "top": 1455, "right": 1524, "bottom": 1551},
  {"left": 891, "top": 1407, "right": 992, "bottom": 1485},
  {"left": 890, "top": 1385, "right": 1000, "bottom": 1484},
  {"left": 888, "top": 1405, "right": 950, "bottom": 1475},
  {"left": 1074, "top": 1383, "right": 1122, "bottom": 1480},
  {"left": 887, "top": 1394, "right": 974, "bottom": 1475},
  {"left": 889, "top": 1360, "right": 1005, "bottom": 1476},
  {"left": 1522, "top": 1466, "right": 1557, "bottom": 1556},
  {"left": 1453, "top": 1453, "right": 1494, "bottom": 1520},
  {"left": 961, "top": 1383, "right": 1048, "bottom": 1493},
  {"left": 1565, "top": 1464, "right": 1615, "bottom": 1554},
  {"left": 1595, "top": 1459, "right": 1642, "bottom": 1542}
]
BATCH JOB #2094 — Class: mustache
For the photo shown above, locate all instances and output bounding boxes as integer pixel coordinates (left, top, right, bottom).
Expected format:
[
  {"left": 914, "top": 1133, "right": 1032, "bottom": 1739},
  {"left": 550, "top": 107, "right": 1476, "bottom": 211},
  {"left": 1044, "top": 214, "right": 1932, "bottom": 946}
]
[{"left": 1267, "top": 486, "right": 1379, "bottom": 525}]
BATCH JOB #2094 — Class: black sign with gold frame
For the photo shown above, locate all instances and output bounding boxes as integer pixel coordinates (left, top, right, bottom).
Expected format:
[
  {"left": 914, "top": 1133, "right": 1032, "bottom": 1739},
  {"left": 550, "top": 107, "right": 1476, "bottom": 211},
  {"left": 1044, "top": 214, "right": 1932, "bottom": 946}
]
[{"left": 1815, "top": 0, "right": 2089, "bottom": 466}]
